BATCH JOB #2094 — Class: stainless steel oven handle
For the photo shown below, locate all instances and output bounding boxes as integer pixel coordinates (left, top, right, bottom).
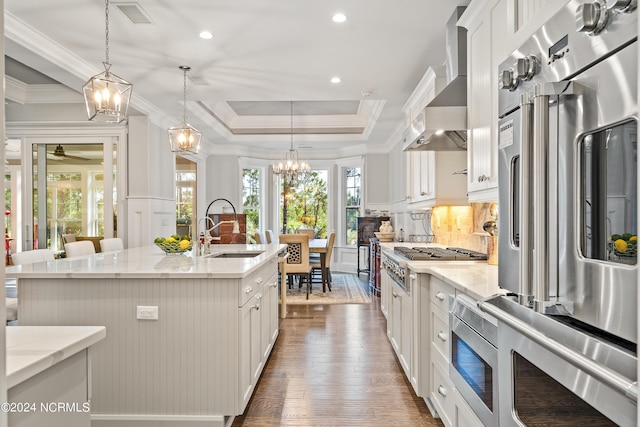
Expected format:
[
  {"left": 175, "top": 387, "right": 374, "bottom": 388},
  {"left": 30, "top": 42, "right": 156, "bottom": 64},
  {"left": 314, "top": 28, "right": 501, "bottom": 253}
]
[
  {"left": 519, "top": 92, "right": 534, "bottom": 306},
  {"left": 533, "top": 86, "right": 550, "bottom": 312},
  {"left": 479, "top": 299, "right": 638, "bottom": 403},
  {"left": 532, "top": 81, "right": 577, "bottom": 313}
]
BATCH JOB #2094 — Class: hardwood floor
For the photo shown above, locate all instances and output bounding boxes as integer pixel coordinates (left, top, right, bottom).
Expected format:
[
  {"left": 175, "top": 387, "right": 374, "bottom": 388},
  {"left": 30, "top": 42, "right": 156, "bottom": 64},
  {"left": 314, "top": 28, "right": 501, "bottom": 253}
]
[{"left": 232, "top": 278, "right": 444, "bottom": 426}]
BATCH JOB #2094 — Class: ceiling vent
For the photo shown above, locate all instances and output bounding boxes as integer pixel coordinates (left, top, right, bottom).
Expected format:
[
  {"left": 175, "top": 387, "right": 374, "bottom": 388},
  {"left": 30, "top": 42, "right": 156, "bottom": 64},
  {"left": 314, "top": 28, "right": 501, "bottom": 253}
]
[{"left": 114, "top": 2, "right": 154, "bottom": 24}]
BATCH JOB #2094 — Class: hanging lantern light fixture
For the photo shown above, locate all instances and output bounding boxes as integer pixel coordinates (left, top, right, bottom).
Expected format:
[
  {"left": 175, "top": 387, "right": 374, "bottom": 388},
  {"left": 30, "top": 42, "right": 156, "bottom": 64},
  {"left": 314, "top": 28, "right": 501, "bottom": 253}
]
[
  {"left": 167, "top": 66, "right": 202, "bottom": 154},
  {"left": 272, "top": 101, "right": 310, "bottom": 178},
  {"left": 82, "top": 0, "right": 133, "bottom": 124}
]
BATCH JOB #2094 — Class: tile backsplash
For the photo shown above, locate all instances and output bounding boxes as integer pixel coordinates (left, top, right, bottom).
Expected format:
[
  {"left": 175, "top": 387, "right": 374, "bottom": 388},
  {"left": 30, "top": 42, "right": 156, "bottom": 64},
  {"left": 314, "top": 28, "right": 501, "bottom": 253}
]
[{"left": 431, "top": 202, "right": 498, "bottom": 255}]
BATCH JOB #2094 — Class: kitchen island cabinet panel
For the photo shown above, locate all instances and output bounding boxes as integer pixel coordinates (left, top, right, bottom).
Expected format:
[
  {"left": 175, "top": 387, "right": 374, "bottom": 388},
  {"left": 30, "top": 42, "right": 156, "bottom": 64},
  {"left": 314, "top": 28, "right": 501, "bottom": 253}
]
[{"left": 11, "top": 245, "right": 283, "bottom": 426}]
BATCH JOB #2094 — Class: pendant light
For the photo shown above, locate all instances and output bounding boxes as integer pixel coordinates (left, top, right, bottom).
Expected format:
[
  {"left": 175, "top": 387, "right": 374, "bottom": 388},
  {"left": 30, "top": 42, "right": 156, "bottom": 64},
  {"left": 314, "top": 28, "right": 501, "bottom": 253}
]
[
  {"left": 272, "top": 101, "right": 310, "bottom": 178},
  {"left": 82, "top": 0, "right": 133, "bottom": 124},
  {"left": 168, "top": 66, "right": 202, "bottom": 154}
]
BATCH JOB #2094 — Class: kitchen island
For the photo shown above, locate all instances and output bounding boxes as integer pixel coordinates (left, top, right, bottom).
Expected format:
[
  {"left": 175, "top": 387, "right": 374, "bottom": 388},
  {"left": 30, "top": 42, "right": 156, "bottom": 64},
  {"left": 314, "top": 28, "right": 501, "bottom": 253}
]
[
  {"left": 6, "top": 244, "right": 285, "bottom": 427},
  {"left": 7, "top": 326, "right": 105, "bottom": 427}
]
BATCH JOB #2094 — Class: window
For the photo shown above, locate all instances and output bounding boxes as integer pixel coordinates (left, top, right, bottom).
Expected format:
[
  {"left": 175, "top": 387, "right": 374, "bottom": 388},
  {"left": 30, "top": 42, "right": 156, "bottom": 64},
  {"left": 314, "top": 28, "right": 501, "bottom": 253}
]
[
  {"left": 243, "top": 168, "right": 261, "bottom": 242},
  {"left": 176, "top": 157, "right": 197, "bottom": 239},
  {"left": 278, "top": 171, "right": 328, "bottom": 237},
  {"left": 345, "top": 167, "right": 361, "bottom": 245}
]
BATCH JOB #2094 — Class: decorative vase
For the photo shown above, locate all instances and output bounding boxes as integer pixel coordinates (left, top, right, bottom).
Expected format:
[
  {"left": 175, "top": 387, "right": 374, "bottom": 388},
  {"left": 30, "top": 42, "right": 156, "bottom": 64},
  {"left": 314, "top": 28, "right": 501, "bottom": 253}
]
[{"left": 379, "top": 221, "right": 393, "bottom": 233}]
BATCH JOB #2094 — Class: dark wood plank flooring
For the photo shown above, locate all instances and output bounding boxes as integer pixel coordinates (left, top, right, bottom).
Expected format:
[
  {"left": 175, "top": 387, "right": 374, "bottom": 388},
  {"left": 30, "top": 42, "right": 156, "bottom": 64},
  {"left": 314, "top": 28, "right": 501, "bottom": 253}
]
[{"left": 232, "top": 278, "right": 444, "bottom": 426}]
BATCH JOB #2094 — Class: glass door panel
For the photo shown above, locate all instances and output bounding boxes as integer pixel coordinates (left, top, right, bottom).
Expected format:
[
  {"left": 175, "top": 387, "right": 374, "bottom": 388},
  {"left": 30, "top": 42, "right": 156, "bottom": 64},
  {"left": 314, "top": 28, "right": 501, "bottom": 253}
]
[{"left": 31, "top": 142, "right": 116, "bottom": 252}]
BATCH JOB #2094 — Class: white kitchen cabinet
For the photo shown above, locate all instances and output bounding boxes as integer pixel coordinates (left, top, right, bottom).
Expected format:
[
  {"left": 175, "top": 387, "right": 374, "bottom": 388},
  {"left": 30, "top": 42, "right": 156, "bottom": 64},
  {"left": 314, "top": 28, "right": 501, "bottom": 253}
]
[
  {"left": 461, "top": 0, "right": 502, "bottom": 202},
  {"left": 428, "top": 276, "right": 456, "bottom": 427},
  {"left": 262, "top": 273, "right": 279, "bottom": 360},
  {"left": 431, "top": 354, "right": 455, "bottom": 427},
  {"left": 389, "top": 279, "right": 412, "bottom": 380},
  {"left": 240, "top": 267, "right": 278, "bottom": 412},
  {"left": 380, "top": 259, "right": 390, "bottom": 319},
  {"left": 453, "top": 388, "right": 485, "bottom": 427},
  {"left": 407, "top": 150, "right": 468, "bottom": 208},
  {"left": 240, "top": 268, "right": 278, "bottom": 411},
  {"left": 239, "top": 290, "right": 263, "bottom": 411}
]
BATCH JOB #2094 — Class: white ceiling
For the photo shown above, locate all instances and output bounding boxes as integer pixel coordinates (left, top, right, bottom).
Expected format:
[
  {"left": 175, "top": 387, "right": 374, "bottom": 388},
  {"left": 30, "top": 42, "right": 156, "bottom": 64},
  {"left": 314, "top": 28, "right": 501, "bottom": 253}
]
[{"left": 4, "top": 0, "right": 470, "bottom": 159}]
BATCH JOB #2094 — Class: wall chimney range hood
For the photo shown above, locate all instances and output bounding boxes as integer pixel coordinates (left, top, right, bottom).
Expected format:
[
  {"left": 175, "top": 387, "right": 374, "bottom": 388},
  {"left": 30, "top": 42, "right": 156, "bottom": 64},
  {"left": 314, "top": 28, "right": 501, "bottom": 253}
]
[{"left": 403, "top": 6, "right": 467, "bottom": 152}]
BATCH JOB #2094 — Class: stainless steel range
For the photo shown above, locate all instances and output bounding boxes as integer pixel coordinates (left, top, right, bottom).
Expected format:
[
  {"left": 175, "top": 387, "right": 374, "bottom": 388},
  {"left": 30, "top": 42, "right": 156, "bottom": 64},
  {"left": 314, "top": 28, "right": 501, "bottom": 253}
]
[
  {"left": 382, "top": 246, "right": 487, "bottom": 293},
  {"left": 394, "top": 246, "right": 488, "bottom": 261}
]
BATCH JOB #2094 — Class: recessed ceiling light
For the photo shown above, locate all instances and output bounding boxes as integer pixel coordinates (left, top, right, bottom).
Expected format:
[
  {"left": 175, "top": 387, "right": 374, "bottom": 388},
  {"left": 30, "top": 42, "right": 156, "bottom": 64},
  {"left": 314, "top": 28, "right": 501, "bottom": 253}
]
[
  {"left": 199, "top": 31, "right": 213, "bottom": 39},
  {"left": 332, "top": 13, "right": 347, "bottom": 23},
  {"left": 330, "top": 77, "right": 342, "bottom": 84}
]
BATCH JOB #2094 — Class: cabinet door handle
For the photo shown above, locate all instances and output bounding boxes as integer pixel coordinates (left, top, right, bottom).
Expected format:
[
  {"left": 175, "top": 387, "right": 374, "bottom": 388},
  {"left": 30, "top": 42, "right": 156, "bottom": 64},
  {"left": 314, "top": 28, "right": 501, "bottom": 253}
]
[
  {"left": 437, "top": 385, "right": 448, "bottom": 397},
  {"left": 409, "top": 273, "right": 417, "bottom": 280},
  {"left": 392, "top": 292, "right": 399, "bottom": 298},
  {"left": 255, "top": 277, "right": 263, "bottom": 284},
  {"left": 253, "top": 303, "right": 260, "bottom": 311},
  {"left": 437, "top": 332, "right": 448, "bottom": 342},
  {"left": 256, "top": 293, "right": 262, "bottom": 300},
  {"left": 435, "top": 291, "right": 445, "bottom": 301},
  {"left": 245, "top": 286, "right": 253, "bottom": 294},
  {"left": 270, "top": 281, "right": 278, "bottom": 288}
]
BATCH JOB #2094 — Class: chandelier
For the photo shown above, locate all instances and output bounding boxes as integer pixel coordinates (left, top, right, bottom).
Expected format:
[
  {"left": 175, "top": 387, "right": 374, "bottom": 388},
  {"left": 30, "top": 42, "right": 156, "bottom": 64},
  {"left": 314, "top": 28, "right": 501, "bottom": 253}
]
[
  {"left": 168, "top": 66, "right": 202, "bottom": 154},
  {"left": 82, "top": 0, "right": 133, "bottom": 124},
  {"left": 272, "top": 101, "right": 310, "bottom": 178}
]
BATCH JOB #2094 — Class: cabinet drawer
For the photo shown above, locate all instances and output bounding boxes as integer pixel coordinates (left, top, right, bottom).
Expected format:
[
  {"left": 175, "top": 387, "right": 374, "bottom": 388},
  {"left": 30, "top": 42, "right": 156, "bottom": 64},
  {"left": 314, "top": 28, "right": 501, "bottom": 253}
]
[
  {"left": 430, "top": 276, "right": 454, "bottom": 312},
  {"left": 431, "top": 304, "right": 449, "bottom": 363},
  {"left": 430, "top": 354, "right": 454, "bottom": 427},
  {"left": 239, "top": 262, "right": 277, "bottom": 307}
]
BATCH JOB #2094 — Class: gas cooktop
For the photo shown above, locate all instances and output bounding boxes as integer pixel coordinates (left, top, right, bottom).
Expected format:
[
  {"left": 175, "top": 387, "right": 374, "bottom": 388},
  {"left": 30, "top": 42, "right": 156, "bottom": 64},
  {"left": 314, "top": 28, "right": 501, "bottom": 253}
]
[{"left": 394, "top": 246, "right": 488, "bottom": 261}]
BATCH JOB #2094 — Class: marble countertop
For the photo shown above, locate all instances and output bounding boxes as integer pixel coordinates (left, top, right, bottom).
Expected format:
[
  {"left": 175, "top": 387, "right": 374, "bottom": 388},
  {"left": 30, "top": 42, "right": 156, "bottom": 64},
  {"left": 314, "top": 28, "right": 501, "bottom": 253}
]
[
  {"left": 7, "top": 326, "right": 106, "bottom": 389},
  {"left": 6, "top": 244, "right": 286, "bottom": 279},
  {"left": 380, "top": 242, "right": 501, "bottom": 300},
  {"left": 408, "top": 262, "right": 501, "bottom": 300}
]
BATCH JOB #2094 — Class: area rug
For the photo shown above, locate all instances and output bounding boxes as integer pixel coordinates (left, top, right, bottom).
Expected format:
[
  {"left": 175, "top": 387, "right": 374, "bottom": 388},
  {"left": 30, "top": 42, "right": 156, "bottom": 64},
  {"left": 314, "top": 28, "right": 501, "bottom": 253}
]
[{"left": 285, "top": 273, "right": 371, "bottom": 305}]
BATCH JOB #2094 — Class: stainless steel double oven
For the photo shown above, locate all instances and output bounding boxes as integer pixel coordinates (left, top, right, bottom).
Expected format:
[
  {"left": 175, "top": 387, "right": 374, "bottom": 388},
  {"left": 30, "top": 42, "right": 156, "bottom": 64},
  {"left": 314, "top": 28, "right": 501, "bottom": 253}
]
[{"left": 486, "top": 1, "right": 638, "bottom": 425}]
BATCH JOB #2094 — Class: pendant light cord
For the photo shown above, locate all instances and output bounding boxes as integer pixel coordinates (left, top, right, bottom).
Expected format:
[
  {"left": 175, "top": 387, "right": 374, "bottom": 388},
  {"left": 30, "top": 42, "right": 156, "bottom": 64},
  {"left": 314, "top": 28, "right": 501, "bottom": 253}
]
[
  {"left": 104, "top": 0, "right": 110, "bottom": 66},
  {"left": 290, "top": 101, "right": 294, "bottom": 151},
  {"left": 180, "top": 66, "right": 191, "bottom": 124}
]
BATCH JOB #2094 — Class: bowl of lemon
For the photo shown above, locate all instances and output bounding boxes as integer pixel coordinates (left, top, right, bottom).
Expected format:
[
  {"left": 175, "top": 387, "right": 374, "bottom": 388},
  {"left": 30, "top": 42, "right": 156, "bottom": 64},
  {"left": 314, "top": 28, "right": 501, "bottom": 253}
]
[
  {"left": 611, "top": 233, "right": 637, "bottom": 258},
  {"left": 154, "top": 235, "right": 193, "bottom": 254}
]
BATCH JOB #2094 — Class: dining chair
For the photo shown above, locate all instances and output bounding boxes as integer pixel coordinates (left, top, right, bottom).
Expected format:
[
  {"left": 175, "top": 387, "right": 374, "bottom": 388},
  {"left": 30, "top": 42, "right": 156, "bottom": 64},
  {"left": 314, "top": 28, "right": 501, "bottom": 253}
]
[
  {"left": 295, "top": 228, "right": 315, "bottom": 239},
  {"left": 64, "top": 240, "right": 96, "bottom": 258},
  {"left": 11, "top": 248, "right": 55, "bottom": 266},
  {"left": 100, "top": 237, "right": 124, "bottom": 253},
  {"left": 266, "top": 230, "right": 276, "bottom": 244},
  {"left": 8, "top": 249, "right": 56, "bottom": 323},
  {"left": 311, "top": 231, "right": 335, "bottom": 291},
  {"left": 279, "top": 234, "right": 312, "bottom": 299},
  {"left": 62, "top": 234, "right": 76, "bottom": 244},
  {"left": 254, "top": 231, "right": 267, "bottom": 244}
]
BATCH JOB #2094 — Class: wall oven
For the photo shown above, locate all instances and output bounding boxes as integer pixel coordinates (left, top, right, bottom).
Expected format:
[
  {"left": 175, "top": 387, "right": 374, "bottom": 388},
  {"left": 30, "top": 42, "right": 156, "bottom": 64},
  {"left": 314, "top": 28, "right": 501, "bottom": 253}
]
[
  {"left": 481, "top": 295, "right": 636, "bottom": 426},
  {"left": 492, "top": 0, "right": 638, "bottom": 425},
  {"left": 449, "top": 294, "right": 498, "bottom": 427}
]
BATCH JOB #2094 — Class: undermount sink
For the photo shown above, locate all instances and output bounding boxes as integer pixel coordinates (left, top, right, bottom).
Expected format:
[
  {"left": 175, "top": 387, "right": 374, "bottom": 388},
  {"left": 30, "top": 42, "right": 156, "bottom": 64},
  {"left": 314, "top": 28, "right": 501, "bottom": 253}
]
[{"left": 208, "top": 251, "right": 264, "bottom": 259}]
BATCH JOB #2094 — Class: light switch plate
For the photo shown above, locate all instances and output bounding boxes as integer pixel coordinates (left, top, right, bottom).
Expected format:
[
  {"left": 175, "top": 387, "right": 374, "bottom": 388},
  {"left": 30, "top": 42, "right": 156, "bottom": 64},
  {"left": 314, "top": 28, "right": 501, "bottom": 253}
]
[{"left": 137, "top": 305, "right": 158, "bottom": 320}]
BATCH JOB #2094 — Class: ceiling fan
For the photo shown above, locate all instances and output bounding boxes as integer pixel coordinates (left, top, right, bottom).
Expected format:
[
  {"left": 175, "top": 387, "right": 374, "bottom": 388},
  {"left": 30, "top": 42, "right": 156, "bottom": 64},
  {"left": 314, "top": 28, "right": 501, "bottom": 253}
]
[{"left": 48, "top": 144, "right": 90, "bottom": 161}]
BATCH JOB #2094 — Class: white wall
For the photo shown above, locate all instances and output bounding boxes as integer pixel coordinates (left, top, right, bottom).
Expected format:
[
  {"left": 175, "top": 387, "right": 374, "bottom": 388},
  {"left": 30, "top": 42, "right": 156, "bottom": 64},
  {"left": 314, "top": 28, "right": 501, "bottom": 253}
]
[
  {"left": 126, "top": 116, "right": 177, "bottom": 247},
  {"left": 205, "top": 155, "right": 242, "bottom": 211}
]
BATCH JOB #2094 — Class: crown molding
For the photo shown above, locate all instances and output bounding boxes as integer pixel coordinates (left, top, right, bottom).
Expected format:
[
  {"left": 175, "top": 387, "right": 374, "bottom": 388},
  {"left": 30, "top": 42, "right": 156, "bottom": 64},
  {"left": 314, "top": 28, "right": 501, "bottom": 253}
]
[{"left": 5, "top": 12, "right": 176, "bottom": 130}]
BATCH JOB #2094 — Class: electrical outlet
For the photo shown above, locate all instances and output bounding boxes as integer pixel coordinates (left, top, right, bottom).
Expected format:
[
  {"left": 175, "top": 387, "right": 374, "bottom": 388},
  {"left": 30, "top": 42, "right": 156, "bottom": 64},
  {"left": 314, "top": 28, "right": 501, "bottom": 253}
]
[{"left": 137, "top": 305, "right": 158, "bottom": 320}]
